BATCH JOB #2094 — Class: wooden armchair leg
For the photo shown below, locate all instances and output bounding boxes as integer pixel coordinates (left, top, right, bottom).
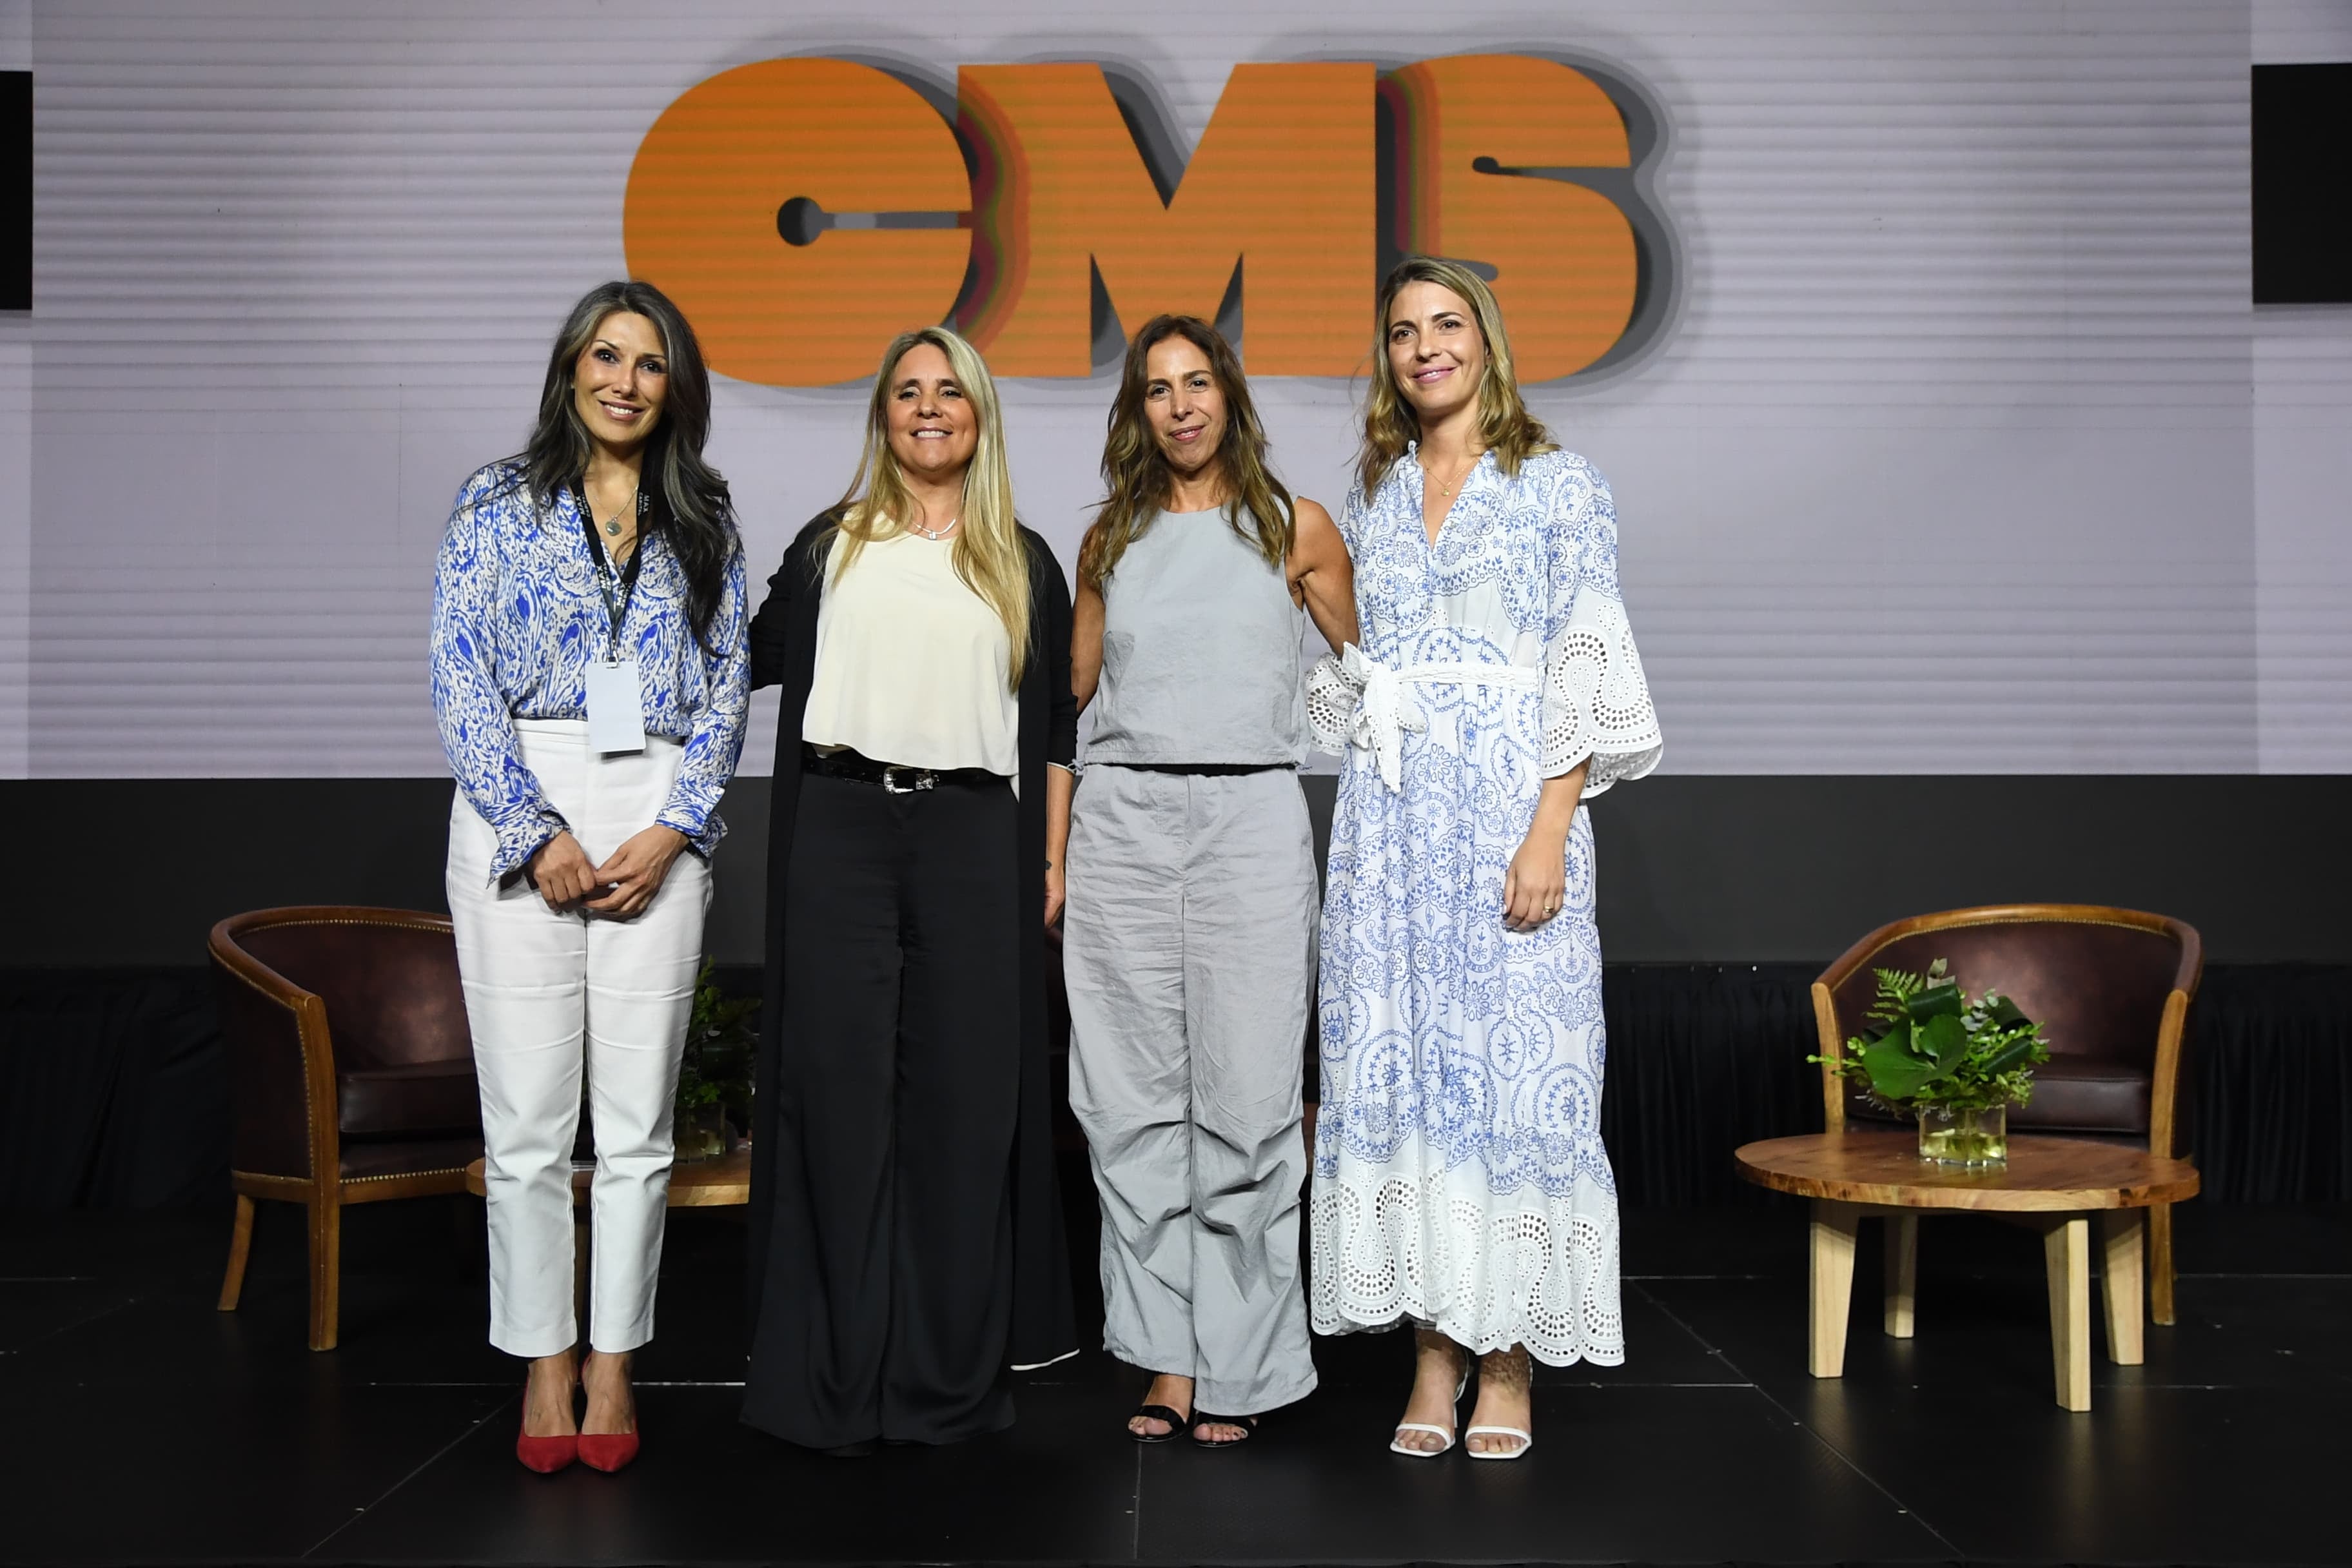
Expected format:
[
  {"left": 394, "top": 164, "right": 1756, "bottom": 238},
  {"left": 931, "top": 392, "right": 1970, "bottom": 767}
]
[
  {"left": 306, "top": 1193, "right": 342, "bottom": 1352},
  {"left": 217, "top": 1193, "right": 256, "bottom": 1312},
  {"left": 2150, "top": 1201, "right": 2175, "bottom": 1326}
]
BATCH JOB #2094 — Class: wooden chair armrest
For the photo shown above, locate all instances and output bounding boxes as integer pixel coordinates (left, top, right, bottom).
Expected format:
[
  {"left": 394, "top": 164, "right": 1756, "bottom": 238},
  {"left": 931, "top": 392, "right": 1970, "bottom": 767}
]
[{"left": 209, "top": 916, "right": 342, "bottom": 1184}]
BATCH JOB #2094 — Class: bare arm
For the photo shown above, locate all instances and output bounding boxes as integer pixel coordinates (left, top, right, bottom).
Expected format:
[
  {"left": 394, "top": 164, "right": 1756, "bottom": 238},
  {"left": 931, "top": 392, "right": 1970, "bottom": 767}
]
[
  {"left": 1070, "top": 571, "right": 1106, "bottom": 712},
  {"left": 1287, "top": 497, "right": 1358, "bottom": 654},
  {"left": 1044, "top": 762, "right": 1073, "bottom": 927}
]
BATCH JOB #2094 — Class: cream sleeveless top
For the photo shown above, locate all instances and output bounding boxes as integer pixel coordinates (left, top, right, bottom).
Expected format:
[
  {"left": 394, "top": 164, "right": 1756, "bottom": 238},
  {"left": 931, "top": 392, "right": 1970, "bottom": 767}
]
[{"left": 801, "top": 530, "right": 1018, "bottom": 776}]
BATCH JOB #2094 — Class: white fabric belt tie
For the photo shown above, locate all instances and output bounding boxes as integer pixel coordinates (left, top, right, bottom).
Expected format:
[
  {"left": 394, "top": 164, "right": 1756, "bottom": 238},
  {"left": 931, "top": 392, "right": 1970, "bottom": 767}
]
[{"left": 1342, "top": 645, "right": 1540, "bottom": 792}]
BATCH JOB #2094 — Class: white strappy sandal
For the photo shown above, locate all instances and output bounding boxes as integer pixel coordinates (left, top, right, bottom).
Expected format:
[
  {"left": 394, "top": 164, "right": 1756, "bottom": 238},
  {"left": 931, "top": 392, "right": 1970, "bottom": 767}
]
[
  {"left": 1464, "top": 1424, "right": 1534, "bottom": 1460},
  {"left": 1389, "top": 1370, "right": 1470, "bottom": 1458}
]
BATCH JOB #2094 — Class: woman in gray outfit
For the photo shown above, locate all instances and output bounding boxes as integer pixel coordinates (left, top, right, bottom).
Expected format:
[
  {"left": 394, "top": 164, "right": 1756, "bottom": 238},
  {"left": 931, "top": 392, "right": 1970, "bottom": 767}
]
[{"left": 1066, "top": 315, "right": 1356, "bottom": 1447}]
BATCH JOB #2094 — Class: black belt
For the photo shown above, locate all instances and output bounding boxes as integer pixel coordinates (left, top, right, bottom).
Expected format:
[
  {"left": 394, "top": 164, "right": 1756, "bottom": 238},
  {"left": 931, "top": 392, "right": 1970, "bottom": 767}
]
[
  {"left": 1100, "top": 762, "right": 1290, "bottom": 776},
  {"left": 801, "top": 744, "right": 1004, "bottom": 794}
]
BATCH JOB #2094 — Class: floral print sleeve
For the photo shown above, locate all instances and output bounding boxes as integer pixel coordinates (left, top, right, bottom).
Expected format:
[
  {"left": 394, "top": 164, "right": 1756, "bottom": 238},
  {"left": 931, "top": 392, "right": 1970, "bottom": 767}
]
[
  {"left": 652, "top": 545, "right": 749, "bottom": 856},
  {"left": 429, "top": 460, "right": 750, "bottom": 882},
  {"left": 431, "top": 467, "right": 567, "bottom": 879},
  {"left": 1538, "top": 456, "right": 1662, "bottom": 790}
]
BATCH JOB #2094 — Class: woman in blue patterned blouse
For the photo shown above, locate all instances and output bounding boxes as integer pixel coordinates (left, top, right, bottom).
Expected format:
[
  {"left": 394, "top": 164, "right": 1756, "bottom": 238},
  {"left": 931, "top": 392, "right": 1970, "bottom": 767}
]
[
  {"left": 430, "top": 279, "right": 749, "bottom": 1475},
  {"left": 1307, "top": 259, "right": 1663, "bottom": 1460}
]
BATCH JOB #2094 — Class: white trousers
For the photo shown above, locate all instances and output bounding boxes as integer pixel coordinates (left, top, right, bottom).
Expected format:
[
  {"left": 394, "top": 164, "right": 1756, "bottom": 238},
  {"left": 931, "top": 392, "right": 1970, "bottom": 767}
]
[{"left": 446, "top": 720, "right": 712, "bottom": 1358}]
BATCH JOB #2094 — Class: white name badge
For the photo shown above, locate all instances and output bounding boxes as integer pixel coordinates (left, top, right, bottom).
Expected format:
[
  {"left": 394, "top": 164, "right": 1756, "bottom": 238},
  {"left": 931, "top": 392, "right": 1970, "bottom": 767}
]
[{"left": 584, "top": 658, "right": 647, "bottom": 755}]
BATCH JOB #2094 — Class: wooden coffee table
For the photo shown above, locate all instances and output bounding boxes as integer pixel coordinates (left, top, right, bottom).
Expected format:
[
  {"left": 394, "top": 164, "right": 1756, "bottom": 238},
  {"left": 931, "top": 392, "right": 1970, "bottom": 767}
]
[
  {"left": 462, "top": 1150, "right": 751, "bottom": 1206},
  {"left": 465, "top": 1152, "right": 751, "bottom": 1343},
  {"left": 1733, "top": 1132, "right": 2199, "bottom": 1411}
]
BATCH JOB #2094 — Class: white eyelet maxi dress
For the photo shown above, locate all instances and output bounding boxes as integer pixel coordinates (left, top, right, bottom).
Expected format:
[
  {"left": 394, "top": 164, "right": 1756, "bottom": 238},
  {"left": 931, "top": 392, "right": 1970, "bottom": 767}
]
[{"left": 1306, "top": 446, "right": 1662, "bottom": 1365}]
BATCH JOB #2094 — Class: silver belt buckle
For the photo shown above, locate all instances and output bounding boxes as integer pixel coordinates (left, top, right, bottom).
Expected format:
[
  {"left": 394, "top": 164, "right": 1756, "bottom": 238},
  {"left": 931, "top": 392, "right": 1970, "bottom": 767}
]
[{"left": 881, "top": 765, "right": 933, "bottom": 794}]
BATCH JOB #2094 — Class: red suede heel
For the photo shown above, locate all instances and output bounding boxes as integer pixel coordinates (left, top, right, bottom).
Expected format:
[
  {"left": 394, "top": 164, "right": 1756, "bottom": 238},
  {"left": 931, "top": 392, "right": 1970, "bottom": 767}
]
[
  {"left": 577, "top": 1427, "right": 640, "bottom": 1473},
  {"left": 516, "top": 1425, "right": 578, "bottom": 1473}
]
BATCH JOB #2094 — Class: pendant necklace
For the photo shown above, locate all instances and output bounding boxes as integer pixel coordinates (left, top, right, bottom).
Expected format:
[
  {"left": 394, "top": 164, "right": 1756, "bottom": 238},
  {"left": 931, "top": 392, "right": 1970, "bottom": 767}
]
[
  {"left": 909, "top": 514, "right": 959, "bottom": 541},
  {"left": 596, "top": 487, "right": 638, "bottom": 539},
  {"left": 1432, "top": 451, "right": 1480, "bottom": 498}
]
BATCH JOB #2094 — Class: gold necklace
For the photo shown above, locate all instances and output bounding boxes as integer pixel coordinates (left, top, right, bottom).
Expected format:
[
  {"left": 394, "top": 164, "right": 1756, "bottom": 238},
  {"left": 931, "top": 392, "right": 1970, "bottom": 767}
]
[{"left": 1428, "top": 451, "right": 1481, "bottom": 498}]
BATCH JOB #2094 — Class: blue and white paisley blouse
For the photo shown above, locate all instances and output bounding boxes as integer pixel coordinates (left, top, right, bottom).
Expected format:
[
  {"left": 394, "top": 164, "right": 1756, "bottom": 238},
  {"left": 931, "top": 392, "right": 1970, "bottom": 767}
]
[{"left": 430, "top": 460, "right": 750, "bottom": 881}]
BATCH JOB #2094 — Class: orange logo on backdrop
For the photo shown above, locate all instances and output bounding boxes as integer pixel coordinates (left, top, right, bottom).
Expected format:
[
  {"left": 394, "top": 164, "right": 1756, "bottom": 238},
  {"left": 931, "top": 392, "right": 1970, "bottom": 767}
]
[{"left": 625, "top": 55, "right": 1642, "bottom": 387}]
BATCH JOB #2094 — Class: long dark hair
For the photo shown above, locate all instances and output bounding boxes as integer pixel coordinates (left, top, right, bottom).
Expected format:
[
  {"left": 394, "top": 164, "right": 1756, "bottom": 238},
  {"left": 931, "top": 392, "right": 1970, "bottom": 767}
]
[
  {"left": 511, "top": 280, "right": 738, "bottom": 647},
  {"left": 1079, "top": 315, "right": 1293, "bottom": 588}
]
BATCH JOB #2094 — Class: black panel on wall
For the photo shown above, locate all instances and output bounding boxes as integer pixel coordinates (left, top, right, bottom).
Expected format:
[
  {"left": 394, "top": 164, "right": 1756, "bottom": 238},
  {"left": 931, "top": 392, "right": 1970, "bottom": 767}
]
[
  {"left": 1, "top": 72, "right": 26, "bottom": 309},
  {"left": 7, "top": 775, "right": 2349, "bottom": 966},
  {"left": 2253, "top": 63, "right": 2352, "bottom": 305}
]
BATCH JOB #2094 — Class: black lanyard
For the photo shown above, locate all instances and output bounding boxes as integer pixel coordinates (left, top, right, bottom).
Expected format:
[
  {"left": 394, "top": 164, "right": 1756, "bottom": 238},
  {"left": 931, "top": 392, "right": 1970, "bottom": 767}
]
[{"left": 576, "top": 484, "right": 646, "bottom": 662}]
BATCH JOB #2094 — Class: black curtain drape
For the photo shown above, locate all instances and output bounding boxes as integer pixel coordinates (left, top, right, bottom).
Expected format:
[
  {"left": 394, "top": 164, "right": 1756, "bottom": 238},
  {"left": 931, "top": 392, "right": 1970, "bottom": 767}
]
[
  {"left": 1596, "top": 964, "right": 1823, "bottom": 1206},
  {"left": 1592, "top": 962, "right": 2352, "bottom": 1205},
  {"left": 3, "top": 963, "right": 2346, "bottom": 1210},
  {"left": 2188, "top": 965, "right": 2352, "bottom": 1203},
  {"left": 0, "top": 968, "right": 227, "bottom": 1208}
]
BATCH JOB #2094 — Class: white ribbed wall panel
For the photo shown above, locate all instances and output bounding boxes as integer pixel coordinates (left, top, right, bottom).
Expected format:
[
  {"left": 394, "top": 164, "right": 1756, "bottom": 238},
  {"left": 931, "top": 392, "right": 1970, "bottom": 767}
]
[
  {"left": 2251, "top": 0, "right": 2352, "bottom": 770},
  {"left": 15, "top": 0, "right": 2315, "bottom": 777},
  {"left": 2254, "top": 0, "right": 2352, "bottom": 63},
  {"left": 2, "top": 0, "right": 24, "bottom": 776},
  {"left": 2255, "top": 308, "right": 2352, "bottom": 772}
]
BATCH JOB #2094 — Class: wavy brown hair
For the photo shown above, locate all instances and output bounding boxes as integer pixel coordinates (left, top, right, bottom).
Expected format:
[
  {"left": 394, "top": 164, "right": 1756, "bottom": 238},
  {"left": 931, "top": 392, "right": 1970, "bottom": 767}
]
[
  {"left": 1079, "top": 315, "right": 1293, "bottom": 587},
  {"left": 827, "top": 326, "right": 1031, "bottom": 685},
  {"left": 1355, "top": 257, "right": 1556, "bottom": 501}
]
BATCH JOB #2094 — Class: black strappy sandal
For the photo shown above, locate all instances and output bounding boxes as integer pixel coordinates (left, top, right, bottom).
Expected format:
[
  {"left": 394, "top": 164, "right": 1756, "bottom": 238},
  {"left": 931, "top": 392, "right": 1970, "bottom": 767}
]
[
  {"left": 1190, "top": 1413, "right": 1259, "bottom": 1449},
  {"left": 1127, "top": 1402, "right": 1193, "bottom": 1444}
]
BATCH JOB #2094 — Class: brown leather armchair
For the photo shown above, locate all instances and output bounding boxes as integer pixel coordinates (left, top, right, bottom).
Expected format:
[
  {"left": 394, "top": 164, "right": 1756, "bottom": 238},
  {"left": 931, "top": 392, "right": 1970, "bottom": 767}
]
[
  {"left": 210, "top": 907, "right": 484, "bottom": 1349},
  {"left": 1810, "top": 904, "right": 2201, "bottom": 1323}
]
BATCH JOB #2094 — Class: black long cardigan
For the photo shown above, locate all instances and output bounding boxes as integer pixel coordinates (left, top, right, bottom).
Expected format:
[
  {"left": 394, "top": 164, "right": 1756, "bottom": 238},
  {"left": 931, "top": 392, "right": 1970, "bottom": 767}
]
[{"left": 742, "top": 513, "right": 1078, "bottom": 1373}]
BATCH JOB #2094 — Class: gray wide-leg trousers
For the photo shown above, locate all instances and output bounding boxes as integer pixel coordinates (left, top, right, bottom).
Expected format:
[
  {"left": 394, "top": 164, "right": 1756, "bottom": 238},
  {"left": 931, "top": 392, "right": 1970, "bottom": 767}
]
[{"left": 1064, "top": 765, "right": 1319, "bottom": 1416}]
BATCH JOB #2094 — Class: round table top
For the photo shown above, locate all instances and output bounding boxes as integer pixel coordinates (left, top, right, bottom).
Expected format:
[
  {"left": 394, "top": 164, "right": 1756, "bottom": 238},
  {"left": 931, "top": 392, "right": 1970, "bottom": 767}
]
[
  {"left": 463, "top": 1150, "right": 750, "bottom": 1208},
  {"left": 1734, "top": 1132, "right": 2199, "bottom": 1211}
]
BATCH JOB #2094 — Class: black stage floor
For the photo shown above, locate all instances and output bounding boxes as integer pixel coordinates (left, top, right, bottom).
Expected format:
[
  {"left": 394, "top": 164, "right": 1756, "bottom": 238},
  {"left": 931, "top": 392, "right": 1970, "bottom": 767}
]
[{"left": 3, "top": 1187, "right": 2346, "bottom": 1568}]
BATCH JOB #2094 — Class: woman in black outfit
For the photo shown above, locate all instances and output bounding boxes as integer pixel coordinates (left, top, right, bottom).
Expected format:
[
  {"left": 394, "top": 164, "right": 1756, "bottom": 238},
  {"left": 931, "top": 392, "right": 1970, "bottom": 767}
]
[{"left": 740, "top": 326, "right": 1076, "bottom": 1454}]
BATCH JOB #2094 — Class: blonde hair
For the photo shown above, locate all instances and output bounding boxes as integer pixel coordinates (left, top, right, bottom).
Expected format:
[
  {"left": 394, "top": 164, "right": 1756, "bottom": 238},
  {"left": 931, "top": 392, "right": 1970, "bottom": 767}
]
[
  {"left": 829, "top": 327, "right": 1032, "bottom": 685},
  {"left": 1356, "top": 256, "right": 1556, "bottom": 501}
]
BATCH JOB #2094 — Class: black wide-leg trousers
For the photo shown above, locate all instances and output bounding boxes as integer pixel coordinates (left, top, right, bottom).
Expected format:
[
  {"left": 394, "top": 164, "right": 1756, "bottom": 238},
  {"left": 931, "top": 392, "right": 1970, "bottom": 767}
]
[{"left": 743, "top": 772, "right": 1022, "bottom": 1448}]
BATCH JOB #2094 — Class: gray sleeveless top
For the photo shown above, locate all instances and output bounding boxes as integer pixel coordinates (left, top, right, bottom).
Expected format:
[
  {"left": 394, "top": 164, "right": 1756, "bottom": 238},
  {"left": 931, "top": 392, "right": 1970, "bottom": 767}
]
[{"left": 1084, "top": 507, "right": 1308, "bottom": 766}]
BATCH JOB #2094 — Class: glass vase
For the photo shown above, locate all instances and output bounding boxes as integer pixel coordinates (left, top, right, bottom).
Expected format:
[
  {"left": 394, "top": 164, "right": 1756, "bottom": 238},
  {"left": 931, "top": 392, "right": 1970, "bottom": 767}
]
[
  {"left": 677, "top": 1102, "right": 728, "bottom": 1162},
  {"left": 1917, "top": 1104, "right": 2007, "bottom": 1167}
]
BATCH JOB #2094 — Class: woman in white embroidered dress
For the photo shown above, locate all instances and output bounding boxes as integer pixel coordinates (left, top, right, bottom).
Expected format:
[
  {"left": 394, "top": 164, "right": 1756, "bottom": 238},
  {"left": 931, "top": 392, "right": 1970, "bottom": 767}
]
[{"left": 1308, "top": 258, "right": 1661, "bottom": 1459}]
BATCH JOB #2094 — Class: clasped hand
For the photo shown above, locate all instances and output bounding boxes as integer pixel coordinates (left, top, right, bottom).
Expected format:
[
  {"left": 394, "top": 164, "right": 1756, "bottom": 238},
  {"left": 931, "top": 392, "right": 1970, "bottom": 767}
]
[{"left": 525, "top": 827, "right": 688, "bottom": 918}]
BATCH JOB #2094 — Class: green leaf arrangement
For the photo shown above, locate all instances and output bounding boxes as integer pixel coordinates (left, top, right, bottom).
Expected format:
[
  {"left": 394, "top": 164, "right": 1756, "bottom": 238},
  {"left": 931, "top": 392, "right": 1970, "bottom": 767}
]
[
  {"left": 676, "top": 958, "right": 758, "bottom": 1126},
  {"left": 1810, "top": 959, "right": 2052, "bottom": 1115}
]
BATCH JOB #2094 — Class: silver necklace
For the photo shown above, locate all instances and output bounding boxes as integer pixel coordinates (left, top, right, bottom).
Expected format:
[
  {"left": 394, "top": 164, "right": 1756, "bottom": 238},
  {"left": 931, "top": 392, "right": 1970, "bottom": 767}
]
[
  {"left": 596, "top": 487, "right": 638, "bottom": 539},
  {"left": 909, "top": 514, "right": 959, "bottom": 541}
]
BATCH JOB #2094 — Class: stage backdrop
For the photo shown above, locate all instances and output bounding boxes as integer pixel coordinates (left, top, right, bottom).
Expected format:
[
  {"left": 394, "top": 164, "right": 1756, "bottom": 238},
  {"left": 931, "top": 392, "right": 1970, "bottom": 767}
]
[
  {"left": 3, "top": 0, "right": 2344, "bottom": 777},
  {"left": 1, "top": 0, "right": 2348, "bottom": 972}
]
